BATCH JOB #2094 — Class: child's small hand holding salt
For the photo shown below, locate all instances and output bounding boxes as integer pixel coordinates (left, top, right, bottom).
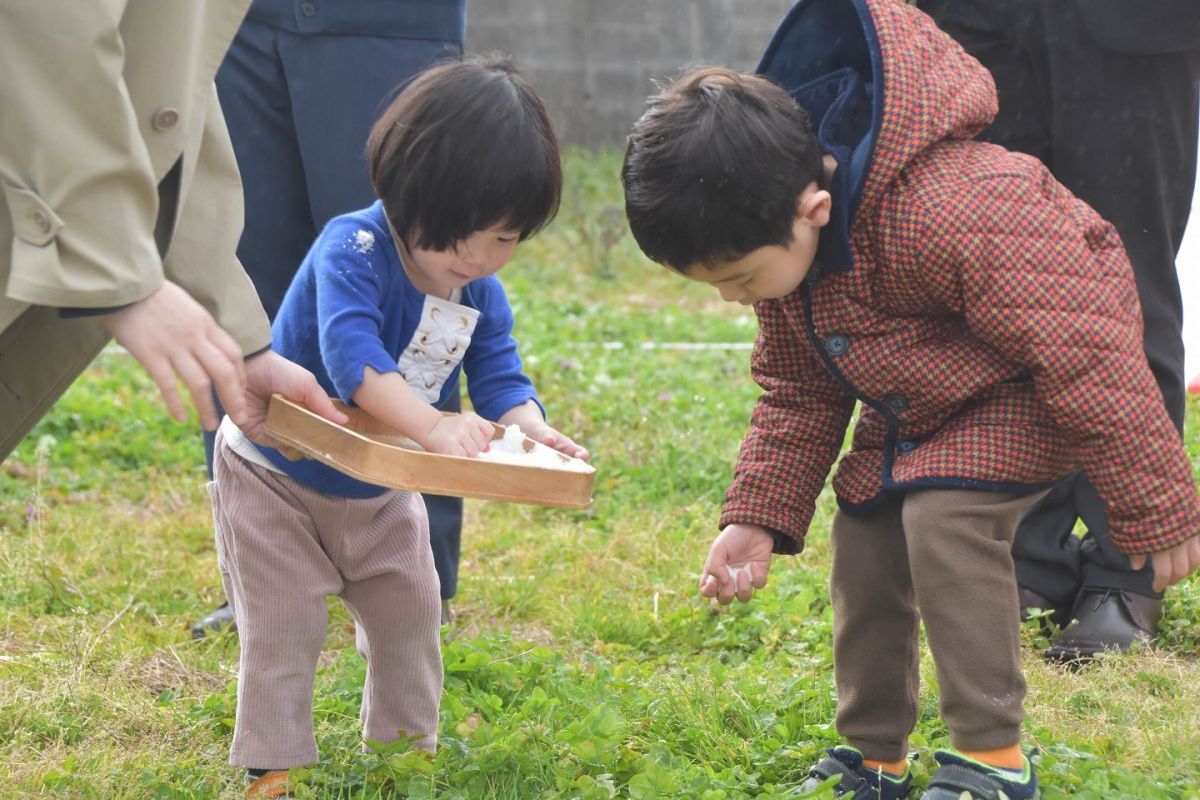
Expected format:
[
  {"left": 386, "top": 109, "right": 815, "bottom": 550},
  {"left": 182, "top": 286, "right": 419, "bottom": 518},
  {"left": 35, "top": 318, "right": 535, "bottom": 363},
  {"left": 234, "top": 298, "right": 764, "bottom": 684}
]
[
  {"left": 496, "top": 399, "right": 590, "bottom": 461},
  {"left": 700, "top": 523, "right": 773, "bottom": 605},
  {"left": 1130, "top": 533, "right": 1200, "bottom": 592},
  {"left": 521, "top": 421, "right": 590, "bottom": 462},
  {"left": 424, "top": 411, "right": 496, "bottom": 458}
]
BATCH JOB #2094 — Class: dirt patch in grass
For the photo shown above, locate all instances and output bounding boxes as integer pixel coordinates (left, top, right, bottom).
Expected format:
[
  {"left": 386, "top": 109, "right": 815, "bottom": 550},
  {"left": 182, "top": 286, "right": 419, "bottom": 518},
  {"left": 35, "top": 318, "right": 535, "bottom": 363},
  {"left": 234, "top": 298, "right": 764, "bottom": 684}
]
[
  {"left": 449, "top": 606, "right": 558, "bottom": 648},
  {"left": 137, "top": 649, "right": 228, "bottom": 697}
]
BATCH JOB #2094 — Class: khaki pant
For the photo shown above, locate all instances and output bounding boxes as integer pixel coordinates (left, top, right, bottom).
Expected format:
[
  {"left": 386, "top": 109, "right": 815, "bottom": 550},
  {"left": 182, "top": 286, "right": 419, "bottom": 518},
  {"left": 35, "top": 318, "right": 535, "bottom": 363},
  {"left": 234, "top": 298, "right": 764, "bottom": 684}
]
[
  {"left": 831, "top": 488, "right": 1047, "bottom": 761},
  {"left": 210, "top": 431, "right": 443, "bottom": 768}
]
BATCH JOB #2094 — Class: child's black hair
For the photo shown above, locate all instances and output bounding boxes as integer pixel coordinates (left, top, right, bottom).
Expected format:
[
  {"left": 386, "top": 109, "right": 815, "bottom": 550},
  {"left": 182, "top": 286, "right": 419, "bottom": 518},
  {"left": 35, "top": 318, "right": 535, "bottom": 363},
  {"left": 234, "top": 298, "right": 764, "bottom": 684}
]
[
  {"left": 368, "top": 53, "right": 561, "bottom": 251},
  {"left": 622, "top": 66, "right": 825, "bottom": 272}
]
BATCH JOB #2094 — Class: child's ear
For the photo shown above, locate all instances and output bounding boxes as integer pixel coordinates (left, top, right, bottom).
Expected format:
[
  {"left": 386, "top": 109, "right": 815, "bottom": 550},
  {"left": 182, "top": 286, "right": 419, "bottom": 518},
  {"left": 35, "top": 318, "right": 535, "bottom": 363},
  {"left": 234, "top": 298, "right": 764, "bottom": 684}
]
[{"left": 796, "top": 182, "right": 833, "bottom": 229}]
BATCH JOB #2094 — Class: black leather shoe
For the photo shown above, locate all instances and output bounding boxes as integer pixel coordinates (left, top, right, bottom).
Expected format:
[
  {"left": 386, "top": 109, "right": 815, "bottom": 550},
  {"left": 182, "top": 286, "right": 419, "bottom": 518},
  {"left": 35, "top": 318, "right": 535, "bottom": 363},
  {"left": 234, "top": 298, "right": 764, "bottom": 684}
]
[
  {"left": 191, "top": 601, "right": 237, "bottom": 640},
  {"left": 1017, "top": 586, "right": 1069, "bottom": 629},
  {"left": 1044, "top": 589, "right": 1161, "bottom": 663}
]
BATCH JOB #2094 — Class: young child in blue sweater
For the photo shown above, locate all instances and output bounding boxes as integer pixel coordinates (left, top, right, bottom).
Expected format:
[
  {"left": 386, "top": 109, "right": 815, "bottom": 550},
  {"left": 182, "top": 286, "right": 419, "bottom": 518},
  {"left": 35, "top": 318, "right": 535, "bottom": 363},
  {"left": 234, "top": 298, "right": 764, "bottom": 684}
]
[{"left": 209, "top": 55, "right": 588, "bottom": 796}]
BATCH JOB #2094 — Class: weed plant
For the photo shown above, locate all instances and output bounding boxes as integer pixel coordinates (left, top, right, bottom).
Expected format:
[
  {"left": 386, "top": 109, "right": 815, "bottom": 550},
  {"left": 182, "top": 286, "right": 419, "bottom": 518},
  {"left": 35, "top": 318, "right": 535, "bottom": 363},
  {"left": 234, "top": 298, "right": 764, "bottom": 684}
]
[{"left": 1, "top": 150, "right": 1199, "bottom": 798}]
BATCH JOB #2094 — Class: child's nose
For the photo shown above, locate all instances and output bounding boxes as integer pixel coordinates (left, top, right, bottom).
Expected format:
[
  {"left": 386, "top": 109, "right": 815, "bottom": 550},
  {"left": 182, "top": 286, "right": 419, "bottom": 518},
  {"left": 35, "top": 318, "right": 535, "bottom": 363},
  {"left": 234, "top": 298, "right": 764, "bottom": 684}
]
[{"left": 460, "top": 243, "right": 498, "bottom": 273}]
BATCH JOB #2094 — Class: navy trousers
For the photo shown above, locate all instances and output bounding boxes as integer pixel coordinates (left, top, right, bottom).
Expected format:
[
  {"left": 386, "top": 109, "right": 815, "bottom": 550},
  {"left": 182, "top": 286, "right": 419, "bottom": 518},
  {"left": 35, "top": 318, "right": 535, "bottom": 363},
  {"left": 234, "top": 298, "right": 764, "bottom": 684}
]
[
  {"left": 920, "top": 0, "right": 1200, "bottom": 603},
  {"left": 207, "top": 17, "right": 465, "bottom": 599}
]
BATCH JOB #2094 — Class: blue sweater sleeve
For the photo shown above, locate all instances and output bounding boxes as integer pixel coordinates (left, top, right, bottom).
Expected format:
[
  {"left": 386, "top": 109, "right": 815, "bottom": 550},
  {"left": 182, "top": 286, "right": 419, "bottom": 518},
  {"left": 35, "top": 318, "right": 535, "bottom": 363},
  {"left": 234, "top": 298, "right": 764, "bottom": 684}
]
[
  {"left": 461, "top": 277, "right": 543, "bottom": 422},
  {"left": 313, "top": 219, "right": 407, "bottom": 402}
]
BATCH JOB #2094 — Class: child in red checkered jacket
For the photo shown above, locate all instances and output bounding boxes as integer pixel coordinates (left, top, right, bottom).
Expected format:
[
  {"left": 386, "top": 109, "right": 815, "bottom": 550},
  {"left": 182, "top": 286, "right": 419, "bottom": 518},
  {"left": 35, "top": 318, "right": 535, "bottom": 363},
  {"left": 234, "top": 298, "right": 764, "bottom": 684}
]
[{"left": 620, "top": 1, "right": 1200, "bottom": 798}]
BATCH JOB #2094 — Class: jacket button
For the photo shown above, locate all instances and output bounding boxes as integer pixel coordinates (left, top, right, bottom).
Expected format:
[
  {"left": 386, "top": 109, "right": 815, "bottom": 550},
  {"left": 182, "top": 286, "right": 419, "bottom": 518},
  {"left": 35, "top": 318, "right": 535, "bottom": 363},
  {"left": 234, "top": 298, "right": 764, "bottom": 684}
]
[
  {"left": 152, "top": 107, "right": 179, "bottom": 131},
  {"left": 885, "top": 394, "right": 910, "bottom": 412},
  {"left": 300, "top": 1, "right": 317, "bottom": 17},
  {"left": 824, "top": 334, "right": 849, "bottom": 357},
  {"left": 31, "top": 210, "right": 52, "bottom": 233},
  {"left": 897, "top": 440, "right": 916, "bottom": 454}
]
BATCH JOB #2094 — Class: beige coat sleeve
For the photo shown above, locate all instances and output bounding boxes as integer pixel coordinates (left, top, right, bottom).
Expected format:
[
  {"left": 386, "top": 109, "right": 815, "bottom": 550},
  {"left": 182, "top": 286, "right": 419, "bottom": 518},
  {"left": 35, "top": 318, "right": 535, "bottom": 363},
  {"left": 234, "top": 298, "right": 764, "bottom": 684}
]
[
  {"left": 166, "top": 89, "right": 271, "bottom": 354},
  {"left": 0, "top": 0, "right": 270, "bottom": 354},
  {"left": 0, "top": 0, "right": 163, "bottom": 308}
]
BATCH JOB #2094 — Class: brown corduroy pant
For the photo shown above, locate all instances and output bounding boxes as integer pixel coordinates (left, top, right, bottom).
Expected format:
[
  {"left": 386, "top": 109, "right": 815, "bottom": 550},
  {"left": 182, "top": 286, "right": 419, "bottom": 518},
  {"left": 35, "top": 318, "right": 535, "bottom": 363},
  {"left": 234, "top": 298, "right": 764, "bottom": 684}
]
[
  {"left": 830, "top": 488, "right": 1048, "bottom": 761},
  {"left": 210, "top": 431, "right": 443, "bottom": 769}
]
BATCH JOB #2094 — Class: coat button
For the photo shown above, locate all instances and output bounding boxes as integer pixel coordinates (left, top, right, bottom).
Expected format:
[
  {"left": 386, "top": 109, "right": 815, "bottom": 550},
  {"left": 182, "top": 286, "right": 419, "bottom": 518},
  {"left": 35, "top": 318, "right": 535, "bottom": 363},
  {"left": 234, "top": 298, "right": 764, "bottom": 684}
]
[
  {"left": 885, "top": 394, "right": 910, "bottom": 412},
  {"left": 897, "top": 440, "right": 917, "bottom": 454},
  {"left": 31, "top": 210, "right": 52, "bottom": 234},
  {"left": 300, "top": 1, "right": 317, "bottom": 17},
  {"left": 824, "top": 334, "right": 849, "bottom": 357},
  {"left": 151, "top": 107, "right": 179, "bottom": 131}
]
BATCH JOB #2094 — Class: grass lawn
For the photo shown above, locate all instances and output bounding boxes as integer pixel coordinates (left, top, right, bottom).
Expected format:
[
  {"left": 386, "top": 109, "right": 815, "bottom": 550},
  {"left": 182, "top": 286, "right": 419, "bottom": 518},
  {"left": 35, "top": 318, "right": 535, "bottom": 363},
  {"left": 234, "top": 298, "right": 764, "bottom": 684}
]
[{"left": 2, "top": 149, "right": 1199, "bottom": 799}]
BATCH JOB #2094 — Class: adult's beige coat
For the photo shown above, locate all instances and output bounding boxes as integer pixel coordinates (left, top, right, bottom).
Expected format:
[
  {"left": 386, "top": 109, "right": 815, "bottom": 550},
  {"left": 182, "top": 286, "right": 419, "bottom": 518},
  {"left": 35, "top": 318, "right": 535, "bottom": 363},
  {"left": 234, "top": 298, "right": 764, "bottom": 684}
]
[{"left": 0, "top": 0, "right": 270, "bottom": 459}]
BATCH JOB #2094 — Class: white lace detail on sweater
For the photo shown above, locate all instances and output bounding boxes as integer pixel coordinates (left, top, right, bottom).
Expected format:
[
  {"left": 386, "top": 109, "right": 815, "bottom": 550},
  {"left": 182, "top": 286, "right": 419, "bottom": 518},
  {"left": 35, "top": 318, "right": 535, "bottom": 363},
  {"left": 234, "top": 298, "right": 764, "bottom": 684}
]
[{"left": 397, "top": 294, "right": 479, "bottom": 402}]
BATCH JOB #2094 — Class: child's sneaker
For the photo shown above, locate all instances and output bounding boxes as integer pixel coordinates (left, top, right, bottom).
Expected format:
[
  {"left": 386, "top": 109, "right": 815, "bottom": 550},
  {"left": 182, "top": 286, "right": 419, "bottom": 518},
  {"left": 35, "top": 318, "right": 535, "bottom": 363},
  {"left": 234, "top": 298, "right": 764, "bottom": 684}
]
[
  {"left": 797, "top": 746, "right": 911, "bottom": 799},
  {"left": 245, "top": 769, "right": 291, "bottom": 799},
  {"left": 920, "top": 750, "right": 1037, "bottom": 799}
]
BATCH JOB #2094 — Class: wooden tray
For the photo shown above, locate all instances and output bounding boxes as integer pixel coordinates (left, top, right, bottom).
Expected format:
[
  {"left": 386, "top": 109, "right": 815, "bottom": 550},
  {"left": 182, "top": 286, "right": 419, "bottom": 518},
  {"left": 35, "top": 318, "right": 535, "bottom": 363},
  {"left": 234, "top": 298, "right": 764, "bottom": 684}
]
[{"left": 263, "top": 395, "right": 595, "bottom": 509}]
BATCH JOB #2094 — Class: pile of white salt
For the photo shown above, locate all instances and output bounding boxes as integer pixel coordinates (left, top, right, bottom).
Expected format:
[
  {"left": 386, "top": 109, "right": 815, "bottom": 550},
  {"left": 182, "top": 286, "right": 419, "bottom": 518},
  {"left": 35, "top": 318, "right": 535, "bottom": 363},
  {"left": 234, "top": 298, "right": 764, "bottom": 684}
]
[{"left": 476, "top": 424, "right": 592, "bottom": 472}]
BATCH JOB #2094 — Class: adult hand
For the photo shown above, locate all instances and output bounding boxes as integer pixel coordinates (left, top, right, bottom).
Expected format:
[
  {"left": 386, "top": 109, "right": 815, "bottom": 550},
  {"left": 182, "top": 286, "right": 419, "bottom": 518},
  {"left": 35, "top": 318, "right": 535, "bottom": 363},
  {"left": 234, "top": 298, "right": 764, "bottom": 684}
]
[
  {"left": 699, "top": 523, "right": 774, "bottom": 604},
  {"left": 1130, "top": 534, "right": 1200, "bottom": 592},
  {"left": 424, "top": 411, "right": 495, "bottom": 457},
  {"left": 101, "top": 281, "right": 245, "bottom": 430},
  {"left": 238, "top": 349, "right": 348, "bottom": 444}
]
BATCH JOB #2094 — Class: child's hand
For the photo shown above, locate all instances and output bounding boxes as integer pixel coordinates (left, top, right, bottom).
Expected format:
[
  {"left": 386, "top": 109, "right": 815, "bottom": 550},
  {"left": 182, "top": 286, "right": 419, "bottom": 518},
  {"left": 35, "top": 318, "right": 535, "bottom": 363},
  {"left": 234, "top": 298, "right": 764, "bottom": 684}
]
[
  {"left": 700, "top": 523, "right": 773, "bottom": 604},
  {"left": 1130, "top": 534, "right": 1200, "bottom": 592},
  {"left": 424, "top": 412, "right": 495, "bottom": 457},
  {"left": 522, "top": 420, "right": 591, "bottom": 461}
]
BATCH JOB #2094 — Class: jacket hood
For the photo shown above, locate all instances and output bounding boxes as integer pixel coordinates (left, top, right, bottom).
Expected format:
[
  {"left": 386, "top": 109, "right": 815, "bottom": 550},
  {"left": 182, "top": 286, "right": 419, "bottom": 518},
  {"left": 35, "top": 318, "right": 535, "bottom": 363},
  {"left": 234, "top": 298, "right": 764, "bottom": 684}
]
[{"left": 758, "top": 0, "right": 997, "bottom": 273}]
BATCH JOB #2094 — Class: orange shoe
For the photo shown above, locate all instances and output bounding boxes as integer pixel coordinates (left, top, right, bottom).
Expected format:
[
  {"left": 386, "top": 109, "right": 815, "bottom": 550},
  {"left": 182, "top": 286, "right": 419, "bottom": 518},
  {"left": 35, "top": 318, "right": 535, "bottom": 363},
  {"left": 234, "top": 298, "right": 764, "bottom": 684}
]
[{"left": 246, "top": 770, "right": 290, "bottom": 799}]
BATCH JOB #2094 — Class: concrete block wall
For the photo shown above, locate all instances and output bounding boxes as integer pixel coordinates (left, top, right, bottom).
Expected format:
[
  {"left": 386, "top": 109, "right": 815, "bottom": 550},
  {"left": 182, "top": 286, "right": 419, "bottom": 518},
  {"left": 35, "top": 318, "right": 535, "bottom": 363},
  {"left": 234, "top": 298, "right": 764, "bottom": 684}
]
[{"left": 467, "top": 1, "right": 796, "bottom": 147}]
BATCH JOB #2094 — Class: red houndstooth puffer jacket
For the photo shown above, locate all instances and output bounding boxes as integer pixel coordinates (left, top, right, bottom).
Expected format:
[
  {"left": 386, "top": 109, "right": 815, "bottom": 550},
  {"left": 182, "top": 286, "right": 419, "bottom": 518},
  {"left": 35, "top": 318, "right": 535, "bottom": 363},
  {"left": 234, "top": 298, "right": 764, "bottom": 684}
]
[{"left": 719, "top": 0, "right": 1199, "bottom": 555}]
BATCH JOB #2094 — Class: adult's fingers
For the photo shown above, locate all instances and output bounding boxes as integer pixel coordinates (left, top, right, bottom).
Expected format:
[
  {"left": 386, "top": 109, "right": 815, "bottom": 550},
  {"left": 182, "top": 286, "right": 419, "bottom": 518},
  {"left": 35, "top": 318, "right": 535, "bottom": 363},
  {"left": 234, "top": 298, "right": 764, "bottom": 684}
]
[
  {"left": 142, "top": 353, "right": 189, "bottom": 423},
  {"left": 192, "top": 342, "right": 246, "bottom": 428},
  {"left": 298, "top": 380, "right": 346, "bottom": 425},
  {"left": 208, "top": 323, "right": 246, "bottom": 381},
  {"left": 177, "top": 341, "right": 239, "bottom": 431},
  {"left": 197, "top": 330, "right": 245, "bottom": 423}
]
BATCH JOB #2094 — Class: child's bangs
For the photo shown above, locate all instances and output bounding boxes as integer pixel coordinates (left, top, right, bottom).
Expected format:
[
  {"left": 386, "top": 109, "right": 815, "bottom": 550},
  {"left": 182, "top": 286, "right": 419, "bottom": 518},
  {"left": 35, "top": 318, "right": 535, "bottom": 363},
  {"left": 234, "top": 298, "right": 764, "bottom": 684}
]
[{"left": 470, "top": 132, "right": 561, "bottom": 240}]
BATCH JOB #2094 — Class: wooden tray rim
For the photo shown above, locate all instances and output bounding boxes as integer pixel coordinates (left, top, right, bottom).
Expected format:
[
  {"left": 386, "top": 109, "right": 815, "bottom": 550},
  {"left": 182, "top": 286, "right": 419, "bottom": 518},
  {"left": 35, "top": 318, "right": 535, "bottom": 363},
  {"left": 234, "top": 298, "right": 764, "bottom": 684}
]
[{"left": 264, "top": 395, "right": 594, "bottom": 509}]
